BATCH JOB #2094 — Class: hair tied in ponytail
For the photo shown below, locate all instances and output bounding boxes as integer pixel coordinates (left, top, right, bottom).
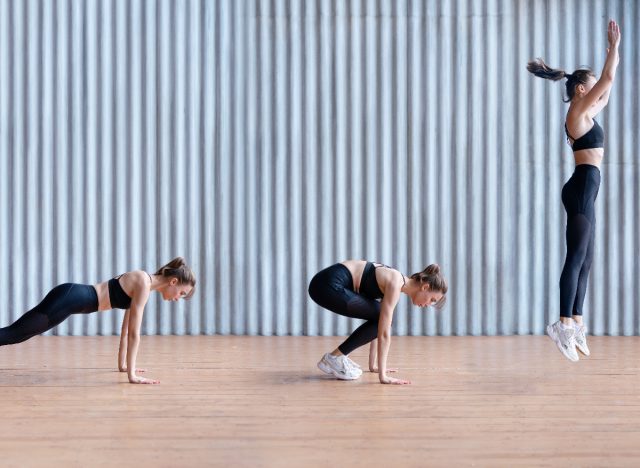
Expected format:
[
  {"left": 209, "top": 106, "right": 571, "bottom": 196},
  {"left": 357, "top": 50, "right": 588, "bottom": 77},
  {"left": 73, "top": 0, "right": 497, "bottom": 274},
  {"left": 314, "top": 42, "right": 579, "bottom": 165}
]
[{"left": 154, "top": 257, "right": 197, "bottom": 298}]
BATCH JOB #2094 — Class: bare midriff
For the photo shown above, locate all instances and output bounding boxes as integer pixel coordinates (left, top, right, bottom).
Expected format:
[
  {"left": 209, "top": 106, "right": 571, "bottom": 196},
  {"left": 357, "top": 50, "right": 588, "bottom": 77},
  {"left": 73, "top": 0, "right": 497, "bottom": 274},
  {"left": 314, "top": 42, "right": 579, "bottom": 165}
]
[
  {"left": 92, "top": 282, "right": 112, "bottom": 311},
  {"left": 573, "top": 148, "right": 603, "bottom": 168},
  {"left": 341, "top": 260, "right": 368, "bottom": 293}
]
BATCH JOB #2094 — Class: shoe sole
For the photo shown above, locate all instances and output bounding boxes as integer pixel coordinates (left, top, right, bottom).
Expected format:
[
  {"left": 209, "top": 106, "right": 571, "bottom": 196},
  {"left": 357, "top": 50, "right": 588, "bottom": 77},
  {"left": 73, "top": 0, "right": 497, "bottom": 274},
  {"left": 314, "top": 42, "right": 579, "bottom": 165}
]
[
  {"left": 317, "top": 358, "right": 361, "bottom": 381},
  {"left": 546, "top": 325, "right": 579, "bottom": 362}
]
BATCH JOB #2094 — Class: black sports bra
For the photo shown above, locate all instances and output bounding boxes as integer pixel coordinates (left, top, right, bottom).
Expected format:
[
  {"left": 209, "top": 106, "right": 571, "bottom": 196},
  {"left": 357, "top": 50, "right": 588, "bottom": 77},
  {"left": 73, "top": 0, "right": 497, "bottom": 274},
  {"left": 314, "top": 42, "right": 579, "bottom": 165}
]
[
  {"left": 108, "top": 276, "right": 132, "bottom": 309},
  {"left": 565, "top": 119, "right": 604, "bottom": 151},
  {"left": 358, "top": 262, "right": 405, "bottom": 300},
  {"left": 359, "top": 263, "right": 384, "bottom": 299}
]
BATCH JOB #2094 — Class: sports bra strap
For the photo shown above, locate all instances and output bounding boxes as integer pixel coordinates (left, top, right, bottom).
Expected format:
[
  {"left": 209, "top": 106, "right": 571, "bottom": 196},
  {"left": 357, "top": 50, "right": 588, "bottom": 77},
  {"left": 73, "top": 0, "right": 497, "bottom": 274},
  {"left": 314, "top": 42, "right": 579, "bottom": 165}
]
[{"left": 373, "top": 263, "right": 406, "bottom": 286}]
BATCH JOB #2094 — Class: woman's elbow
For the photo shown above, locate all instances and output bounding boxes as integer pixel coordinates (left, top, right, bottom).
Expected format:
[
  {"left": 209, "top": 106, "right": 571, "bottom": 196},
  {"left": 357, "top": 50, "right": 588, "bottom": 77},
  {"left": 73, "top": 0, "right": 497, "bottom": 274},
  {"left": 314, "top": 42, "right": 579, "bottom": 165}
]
[{"left": 602, "top": 72, "right": 615, "bottom": 83}]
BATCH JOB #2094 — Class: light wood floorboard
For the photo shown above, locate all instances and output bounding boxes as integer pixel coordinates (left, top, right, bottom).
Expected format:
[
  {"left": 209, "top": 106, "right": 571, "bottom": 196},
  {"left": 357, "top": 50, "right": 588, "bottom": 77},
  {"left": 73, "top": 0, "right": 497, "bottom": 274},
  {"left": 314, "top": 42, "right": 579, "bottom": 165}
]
[{"left": 0, "top": 336, "right": 639, "bottom": 467}]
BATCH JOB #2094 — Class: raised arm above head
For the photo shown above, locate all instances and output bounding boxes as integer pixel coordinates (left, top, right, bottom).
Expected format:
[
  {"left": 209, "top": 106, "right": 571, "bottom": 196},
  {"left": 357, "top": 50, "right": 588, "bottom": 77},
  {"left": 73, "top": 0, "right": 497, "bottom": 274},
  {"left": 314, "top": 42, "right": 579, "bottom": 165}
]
[
  {"left": 527, "top": 20, "right": 621, "bottom": 120},
  {"left": 527, "top": 20, "right": 620, "bottom": 119},
  {"left": 572, "top": 20, "right": 621, "bottom": 117}
]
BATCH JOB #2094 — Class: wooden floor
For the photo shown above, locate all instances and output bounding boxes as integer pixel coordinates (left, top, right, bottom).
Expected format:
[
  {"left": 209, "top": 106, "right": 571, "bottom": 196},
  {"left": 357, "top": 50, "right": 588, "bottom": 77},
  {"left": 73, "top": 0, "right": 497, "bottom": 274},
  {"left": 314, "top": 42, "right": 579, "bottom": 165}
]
[{"left": 1, "top": 336, "right": 639, "bottom": 467}]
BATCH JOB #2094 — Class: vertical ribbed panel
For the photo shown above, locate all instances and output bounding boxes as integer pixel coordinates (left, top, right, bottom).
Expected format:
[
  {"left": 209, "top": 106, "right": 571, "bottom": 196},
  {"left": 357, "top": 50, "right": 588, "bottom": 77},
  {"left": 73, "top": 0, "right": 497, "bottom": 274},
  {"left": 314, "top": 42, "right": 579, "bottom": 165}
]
[{"left": 0, "top": 0, "right": 638, "bottom": 336}]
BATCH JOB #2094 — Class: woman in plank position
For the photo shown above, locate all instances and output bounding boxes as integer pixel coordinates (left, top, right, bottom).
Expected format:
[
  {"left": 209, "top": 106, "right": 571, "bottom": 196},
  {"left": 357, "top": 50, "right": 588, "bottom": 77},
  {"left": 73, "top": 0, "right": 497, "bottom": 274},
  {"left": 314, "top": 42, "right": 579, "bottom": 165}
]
[{"left": 0, "top": 257, "right": 196, "bottom": 384}]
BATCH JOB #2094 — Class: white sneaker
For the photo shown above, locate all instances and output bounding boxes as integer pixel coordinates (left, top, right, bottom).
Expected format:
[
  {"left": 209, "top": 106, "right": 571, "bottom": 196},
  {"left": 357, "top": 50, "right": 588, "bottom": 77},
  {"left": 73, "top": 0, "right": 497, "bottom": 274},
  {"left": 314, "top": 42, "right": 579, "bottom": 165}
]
[
  {"left": 317, "top": 353, "right": 362, "bottom": 380},
  {"left": 574, "top": 324, "right": 590, "bottom": 356},
  {"left": 344, "top": 356, "right": 361, "bottom": 370},
  {"left": 546, "top": 320, "right": 579, "bottom": 362}
]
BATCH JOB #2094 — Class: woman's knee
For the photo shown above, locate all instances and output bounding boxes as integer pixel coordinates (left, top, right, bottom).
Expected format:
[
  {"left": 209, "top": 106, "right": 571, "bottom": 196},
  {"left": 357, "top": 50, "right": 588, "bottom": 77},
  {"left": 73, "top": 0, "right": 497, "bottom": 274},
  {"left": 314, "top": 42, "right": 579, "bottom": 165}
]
[{"left": 308, "top": 274, "right": 327, "bottom": 304}]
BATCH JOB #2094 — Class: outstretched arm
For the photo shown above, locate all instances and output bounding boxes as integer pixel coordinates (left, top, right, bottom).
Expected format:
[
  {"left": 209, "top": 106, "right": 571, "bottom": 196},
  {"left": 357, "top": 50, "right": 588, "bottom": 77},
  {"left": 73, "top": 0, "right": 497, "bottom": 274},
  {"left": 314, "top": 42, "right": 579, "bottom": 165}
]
[
  {"left": 575, "top": 20, "right": 621, "bottom": 116},
  {"left": 126, "top": 289, "right": 158, "bottom": 384},
  {"left": 368, "top": 339, "right": 397, "bottom": 373},
  {"left": 376, "top": 278, "right": 410, "bottom": 385},
  {"left": 369, "top": 339, "right": 377, "bottom": 371},
  {"left": 118, "top": 310, "right": 146, "bottom": 374},
  {"left": 118, "top": 309, "right": 130, "bottom": 371}
]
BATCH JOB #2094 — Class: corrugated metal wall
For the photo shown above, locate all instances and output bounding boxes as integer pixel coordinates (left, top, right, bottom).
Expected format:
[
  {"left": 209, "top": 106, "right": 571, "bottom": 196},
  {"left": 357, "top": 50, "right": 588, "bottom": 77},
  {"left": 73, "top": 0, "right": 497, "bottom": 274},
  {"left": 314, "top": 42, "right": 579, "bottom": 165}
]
[{"left": 0, "top": 0, "right": 638, "bottom": 337}]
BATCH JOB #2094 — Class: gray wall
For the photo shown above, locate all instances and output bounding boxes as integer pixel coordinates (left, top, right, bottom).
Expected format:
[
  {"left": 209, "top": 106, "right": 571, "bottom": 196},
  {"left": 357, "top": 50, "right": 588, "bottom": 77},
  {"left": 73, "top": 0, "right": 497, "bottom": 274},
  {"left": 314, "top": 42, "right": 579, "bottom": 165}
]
[{"left": 0, "top": 0, "right": 638, "bottom": 336}]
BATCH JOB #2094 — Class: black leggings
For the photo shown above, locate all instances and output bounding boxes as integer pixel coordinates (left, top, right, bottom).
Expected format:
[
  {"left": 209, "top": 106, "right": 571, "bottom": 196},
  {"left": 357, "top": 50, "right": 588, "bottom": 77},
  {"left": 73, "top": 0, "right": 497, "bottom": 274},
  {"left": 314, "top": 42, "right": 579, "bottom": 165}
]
[
  {"left": 559, "top": 164, "right": 601, "bottom": 318},
  {"left": 0, "top": 283, "right": 99, "bottom": 346},
  {"left": 308, "top": 264, "right": 381, "bottom": 355}
]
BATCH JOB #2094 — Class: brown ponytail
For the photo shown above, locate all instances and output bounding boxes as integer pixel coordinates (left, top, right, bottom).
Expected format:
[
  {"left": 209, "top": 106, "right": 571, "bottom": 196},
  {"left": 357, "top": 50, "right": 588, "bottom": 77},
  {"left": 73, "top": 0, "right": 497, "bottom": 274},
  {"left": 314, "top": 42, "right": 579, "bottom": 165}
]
[
  {"left": 527, "top": 58, "right": 595, "bottom": 102},
  {"left": 526, "top": 58, "right": 567, "bottom": 81},
  {"left": 155, "top": 257, "right": 197, "bottom": 298}
]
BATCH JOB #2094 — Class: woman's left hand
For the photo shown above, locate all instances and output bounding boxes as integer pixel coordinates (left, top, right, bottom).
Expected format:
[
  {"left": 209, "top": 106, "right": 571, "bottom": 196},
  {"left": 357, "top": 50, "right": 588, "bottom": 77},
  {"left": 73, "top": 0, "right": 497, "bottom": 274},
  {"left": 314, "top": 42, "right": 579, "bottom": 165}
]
[
  {"left": 380, "top": 375, "right": 411, "bottom": 385},
  {"left": 129, "top": 375, "right": 160, "bottom": 385},
  {"left": 608, "top": 19, "right": 621, "bottom": 48}
]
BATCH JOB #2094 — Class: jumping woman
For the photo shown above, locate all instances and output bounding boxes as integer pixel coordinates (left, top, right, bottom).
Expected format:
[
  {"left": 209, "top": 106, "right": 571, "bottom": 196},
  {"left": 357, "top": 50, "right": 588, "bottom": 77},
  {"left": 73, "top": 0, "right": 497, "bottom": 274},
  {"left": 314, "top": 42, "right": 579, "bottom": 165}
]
[
  {"left": 527, "top": 20, "right": 621, "bottom": 362},
  {"left": 308, "top": 260, "right": 448, "bottom": 384},
  {"left": 0, "top": 257, "right": 196, "bottom": 384}
]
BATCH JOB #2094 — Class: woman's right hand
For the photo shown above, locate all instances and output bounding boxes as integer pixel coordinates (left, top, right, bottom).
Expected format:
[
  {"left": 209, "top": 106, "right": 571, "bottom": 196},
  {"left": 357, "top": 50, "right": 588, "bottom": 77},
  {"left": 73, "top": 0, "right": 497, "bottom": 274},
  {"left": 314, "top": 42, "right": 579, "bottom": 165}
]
[
  {"left": 379, "top": 375, "right": 411, "bottom": 385},
  {"left": 608, "top": 19, "right": 621, "bottom": 48},
  {"left": 128, "top": 375, "right": 160, "bottom": 385}
]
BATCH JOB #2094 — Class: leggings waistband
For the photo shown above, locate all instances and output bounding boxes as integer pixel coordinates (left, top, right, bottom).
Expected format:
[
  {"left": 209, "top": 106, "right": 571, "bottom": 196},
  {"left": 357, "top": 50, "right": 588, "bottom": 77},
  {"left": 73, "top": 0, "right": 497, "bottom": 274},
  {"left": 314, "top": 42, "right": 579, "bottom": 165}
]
[{"left": 573, "top": 163, "right": 600, "bottom": 173}]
